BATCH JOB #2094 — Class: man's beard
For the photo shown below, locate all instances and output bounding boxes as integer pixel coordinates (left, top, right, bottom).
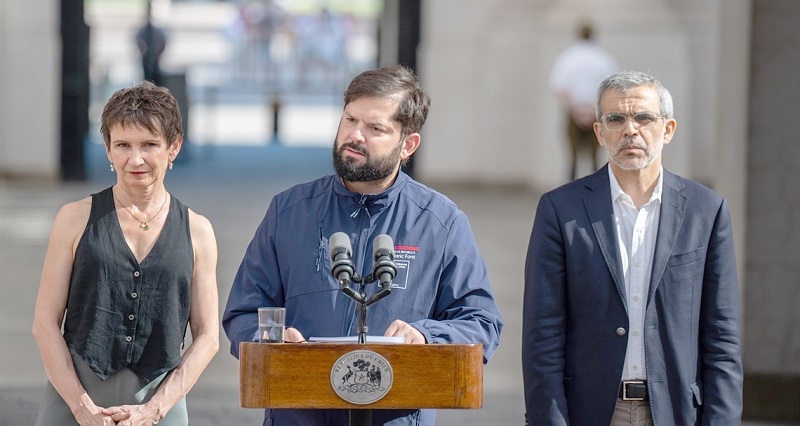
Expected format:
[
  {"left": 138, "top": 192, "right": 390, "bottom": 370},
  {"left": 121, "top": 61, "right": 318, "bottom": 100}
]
[
  {"left": 606, "top": 136, "right": 663, "bottom": 171},
  {"left": 332, "top": 139, "right": 403, "bottom": 183}
]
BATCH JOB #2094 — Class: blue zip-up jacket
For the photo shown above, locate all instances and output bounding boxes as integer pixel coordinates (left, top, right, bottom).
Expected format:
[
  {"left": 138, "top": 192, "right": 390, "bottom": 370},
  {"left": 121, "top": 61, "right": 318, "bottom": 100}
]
[{"left": 223, "top": 171, "right": 503, "bottom": 426}]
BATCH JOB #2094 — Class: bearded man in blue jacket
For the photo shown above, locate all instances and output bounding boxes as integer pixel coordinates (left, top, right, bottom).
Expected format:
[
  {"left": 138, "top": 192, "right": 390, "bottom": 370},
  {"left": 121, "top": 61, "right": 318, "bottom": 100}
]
[{"left": 223, "top": 65, "right": 503, "bottom": 426}]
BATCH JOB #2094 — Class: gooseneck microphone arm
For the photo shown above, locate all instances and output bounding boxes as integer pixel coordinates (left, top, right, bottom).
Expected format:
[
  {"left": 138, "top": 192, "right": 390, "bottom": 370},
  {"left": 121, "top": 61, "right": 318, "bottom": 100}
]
[{"left": 329, "top": 232, "right": 398, "bottom": 344}]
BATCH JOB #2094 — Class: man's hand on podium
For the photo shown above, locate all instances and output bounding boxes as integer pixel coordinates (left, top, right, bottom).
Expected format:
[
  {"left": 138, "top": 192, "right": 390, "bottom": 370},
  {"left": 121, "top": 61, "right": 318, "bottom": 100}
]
[
  {"left": 384, "top": 320, "right": 426, "bottom": 344},
  {"left": 284, "top": 327, "right": 306, "bottom": 343}
]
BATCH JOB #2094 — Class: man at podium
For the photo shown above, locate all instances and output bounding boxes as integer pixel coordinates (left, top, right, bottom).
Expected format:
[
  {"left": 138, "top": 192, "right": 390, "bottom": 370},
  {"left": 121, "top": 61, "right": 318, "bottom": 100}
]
[{"left": 222, "top": 65, "right": 504, "bottom": 425}]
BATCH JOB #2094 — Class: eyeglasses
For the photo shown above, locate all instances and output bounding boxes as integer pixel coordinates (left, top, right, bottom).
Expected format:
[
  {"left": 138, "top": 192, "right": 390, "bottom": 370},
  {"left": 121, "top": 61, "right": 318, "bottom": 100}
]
[{"left": 599, "top": 112, "right": 664, "bottom": 132}]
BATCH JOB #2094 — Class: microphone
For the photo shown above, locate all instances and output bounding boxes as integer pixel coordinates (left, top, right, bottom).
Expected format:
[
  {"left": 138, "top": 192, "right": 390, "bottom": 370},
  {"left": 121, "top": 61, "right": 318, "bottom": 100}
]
[
  {"left": 329, "top": 232, "right": 354, "bottom": 282},
  {"left": 366, "top": 234, "right": 397, "bottom": 306},
  {"left": 329, "top": 232, "right": 362, "bottom": 302},
  {"left": 372, "top": 234, "right": 397, "bottom": 288},
  {"left": 328, "top": 233, "right": 397, "bottom": 342}
]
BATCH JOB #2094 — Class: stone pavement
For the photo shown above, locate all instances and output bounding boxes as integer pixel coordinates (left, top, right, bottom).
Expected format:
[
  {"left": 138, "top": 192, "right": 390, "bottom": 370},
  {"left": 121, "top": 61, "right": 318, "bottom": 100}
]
[{"left": 0, "top": 142, "right": 533, "bottom": 425}]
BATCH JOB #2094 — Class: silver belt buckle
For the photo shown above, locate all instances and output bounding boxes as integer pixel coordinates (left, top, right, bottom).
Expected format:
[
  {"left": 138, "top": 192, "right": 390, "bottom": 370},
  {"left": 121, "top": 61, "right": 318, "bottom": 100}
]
[{"left": 622, "top": 380, "right": 646, "bottom": 401}]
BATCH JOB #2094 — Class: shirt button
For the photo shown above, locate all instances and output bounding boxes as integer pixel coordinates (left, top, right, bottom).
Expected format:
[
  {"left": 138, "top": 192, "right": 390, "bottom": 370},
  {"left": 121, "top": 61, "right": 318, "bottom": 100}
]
[
  {"left": 633, "top": 295, "right": 640, "bottom": 302},
  {"left": 632, "top": 365, "right": 639, "bottom": 371},
  {"left": 128, "top": 314, "right": 135, "bottom": 321},
  {"left": 634, "top": 260, "right": 641, "bottom": 267},
  {"left": 126, "top": 336, "right": 132, "bottom": 342},
  {"left": 632, "top": 330, "right": 639, "bottom": 336},
  {"left": 616, "top": 327, "right": 626, "bottom": 336},
  {"left": 131, "top": 292, "right": 138, "bottom": 299},
  {"left": 133, "top": 271, "right": 140, "bottom": 277}
]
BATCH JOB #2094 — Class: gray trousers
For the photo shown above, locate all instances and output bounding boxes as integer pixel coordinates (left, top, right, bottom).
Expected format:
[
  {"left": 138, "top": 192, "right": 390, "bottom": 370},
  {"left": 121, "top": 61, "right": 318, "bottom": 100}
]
[
  {"left": 610, "top": 400, "right": 653, "bottom": 426},
  {"left": 36, "top": 353, "right": 187, "bottom": 426}
]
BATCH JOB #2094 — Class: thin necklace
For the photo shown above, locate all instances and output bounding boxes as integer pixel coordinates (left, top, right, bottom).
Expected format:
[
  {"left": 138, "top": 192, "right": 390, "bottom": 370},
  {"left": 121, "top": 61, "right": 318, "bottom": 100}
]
[{"left": 113, "top": 190, "right": 168, "bottom": 231}]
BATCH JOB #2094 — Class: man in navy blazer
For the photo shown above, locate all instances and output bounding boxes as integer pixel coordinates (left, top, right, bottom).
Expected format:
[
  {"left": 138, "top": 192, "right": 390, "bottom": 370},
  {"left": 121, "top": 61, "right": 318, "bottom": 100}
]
[{"left": 522, "top": 71, "right": 742, "bottom": 425}]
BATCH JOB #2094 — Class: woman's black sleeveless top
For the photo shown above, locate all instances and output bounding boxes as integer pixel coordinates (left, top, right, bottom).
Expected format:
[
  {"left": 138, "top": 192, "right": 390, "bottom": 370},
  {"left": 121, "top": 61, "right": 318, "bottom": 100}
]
[{"left": 63, "top": 187, "right": 193, "bottom": 384}]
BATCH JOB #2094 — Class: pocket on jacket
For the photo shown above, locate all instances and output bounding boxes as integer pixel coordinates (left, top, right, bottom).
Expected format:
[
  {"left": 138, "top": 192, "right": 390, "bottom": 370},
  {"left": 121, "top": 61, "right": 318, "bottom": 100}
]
[
  {"left": 667, "top": 247, "right": 706, "bottom": 267},
  {"left": 690, "top": 380, "right": 704, "bottom": 407}
]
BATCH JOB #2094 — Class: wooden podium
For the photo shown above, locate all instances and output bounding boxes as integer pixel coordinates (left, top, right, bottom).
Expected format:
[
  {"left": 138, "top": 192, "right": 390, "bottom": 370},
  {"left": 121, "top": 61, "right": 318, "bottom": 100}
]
[{"left": 239, "top": 342, "right": 483, "bottom": 422}]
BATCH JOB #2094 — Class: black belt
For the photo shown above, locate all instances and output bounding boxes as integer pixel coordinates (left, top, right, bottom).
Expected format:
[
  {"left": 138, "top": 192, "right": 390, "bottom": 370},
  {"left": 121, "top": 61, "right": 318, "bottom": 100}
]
[{"left": 618, "top": 380, "right": 648, "bottom": 401}]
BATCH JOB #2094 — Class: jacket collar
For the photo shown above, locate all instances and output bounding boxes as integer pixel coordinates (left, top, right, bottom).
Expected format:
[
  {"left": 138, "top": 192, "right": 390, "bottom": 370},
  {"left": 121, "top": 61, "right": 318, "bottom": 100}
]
[
  {"left": 648, "top": 169, "right": 687, "bottom": 303},
  {"left": 583, "top": 165, "right": 629, "bottom": 312},
  {"left": 332, "top": 171, "right": 409, "bottom": 217}
]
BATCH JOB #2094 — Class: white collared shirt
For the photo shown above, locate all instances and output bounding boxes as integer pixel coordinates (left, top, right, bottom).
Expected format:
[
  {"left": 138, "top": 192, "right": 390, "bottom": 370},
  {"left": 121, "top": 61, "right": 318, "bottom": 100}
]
[{"left": 608, "top": 166, "right": 663, "bottom": 381}]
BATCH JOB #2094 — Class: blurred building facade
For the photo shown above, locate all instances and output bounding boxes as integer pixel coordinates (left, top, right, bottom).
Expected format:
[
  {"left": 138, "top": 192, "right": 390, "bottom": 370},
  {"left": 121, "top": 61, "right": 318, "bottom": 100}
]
[
  {"left": 0, "top": 0, "right": 60, "bottom": 180},
  {"left": 0, "top": 0, "right": 797, "bottom": 422}
]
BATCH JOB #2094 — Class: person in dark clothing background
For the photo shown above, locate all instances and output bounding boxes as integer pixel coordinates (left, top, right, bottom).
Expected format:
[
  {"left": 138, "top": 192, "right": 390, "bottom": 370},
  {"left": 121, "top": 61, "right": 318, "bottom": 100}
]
[{"left": 136, "top": 1, "right": 168, "bottom": 86}]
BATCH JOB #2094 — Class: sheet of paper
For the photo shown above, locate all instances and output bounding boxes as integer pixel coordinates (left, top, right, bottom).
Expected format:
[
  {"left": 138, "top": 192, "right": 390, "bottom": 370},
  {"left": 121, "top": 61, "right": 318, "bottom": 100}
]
[{"left": 307, "top": 335, "right": 405, "bottom": 344}]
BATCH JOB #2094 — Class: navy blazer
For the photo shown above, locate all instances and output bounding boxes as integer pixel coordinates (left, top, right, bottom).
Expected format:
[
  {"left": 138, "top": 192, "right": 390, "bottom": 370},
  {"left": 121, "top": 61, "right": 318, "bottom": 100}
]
[{"left": 522, "top": 165, "right": 742, "bottom": 425}]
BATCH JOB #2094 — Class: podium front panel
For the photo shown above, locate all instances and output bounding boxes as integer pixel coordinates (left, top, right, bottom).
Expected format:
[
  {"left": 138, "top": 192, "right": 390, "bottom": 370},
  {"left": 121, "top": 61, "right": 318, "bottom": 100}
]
[{"left": 239, "top": 342, "right": 483, "bottom": 409}]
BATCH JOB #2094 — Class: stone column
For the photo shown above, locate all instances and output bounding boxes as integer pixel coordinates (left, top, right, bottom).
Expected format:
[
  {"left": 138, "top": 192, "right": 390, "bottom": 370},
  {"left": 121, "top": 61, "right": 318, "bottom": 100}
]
[{"left": 743, "top": 0, "right": 800, "bottom": 422}]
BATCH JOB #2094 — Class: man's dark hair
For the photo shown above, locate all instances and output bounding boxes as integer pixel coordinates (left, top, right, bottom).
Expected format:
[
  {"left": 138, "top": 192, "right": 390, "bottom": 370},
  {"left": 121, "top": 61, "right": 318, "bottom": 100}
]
[{"left": 343, "top": 65, "right": 431, "bottom": 140}]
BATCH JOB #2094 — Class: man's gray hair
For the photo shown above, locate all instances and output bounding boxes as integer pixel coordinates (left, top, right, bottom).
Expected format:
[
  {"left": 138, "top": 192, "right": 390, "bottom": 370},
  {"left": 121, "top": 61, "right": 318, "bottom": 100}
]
[{"left": 595, "top": 70, "right": 674, "bottom": 120}]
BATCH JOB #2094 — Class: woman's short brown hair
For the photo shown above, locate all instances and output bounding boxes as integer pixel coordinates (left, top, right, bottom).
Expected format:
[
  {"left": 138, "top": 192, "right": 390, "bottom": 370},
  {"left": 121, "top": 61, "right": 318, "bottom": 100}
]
[{"left": 100, "top": 81, "right": 183, "bottom": 148}]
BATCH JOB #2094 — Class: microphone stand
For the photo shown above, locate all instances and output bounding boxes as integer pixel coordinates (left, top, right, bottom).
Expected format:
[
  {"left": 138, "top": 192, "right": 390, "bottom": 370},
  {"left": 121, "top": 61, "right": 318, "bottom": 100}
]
[
  {"left": 330, "top": 233, "right": 396, "bottom": 426},
  {"left": 337, "top": 274, "right": 393, "bottom": 426},
  {"left": 339, "top": 274, "right": 392, "bottom": 344},
  {"left": 353, "top": 276, "right": 369, "bottom": 344}
]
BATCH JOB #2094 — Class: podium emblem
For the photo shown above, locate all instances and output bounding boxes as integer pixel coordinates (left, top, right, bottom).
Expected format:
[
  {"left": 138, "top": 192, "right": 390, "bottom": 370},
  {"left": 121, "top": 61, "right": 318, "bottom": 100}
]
[{"left": 331, "top": 350, "right": 394, "bottom": 404}]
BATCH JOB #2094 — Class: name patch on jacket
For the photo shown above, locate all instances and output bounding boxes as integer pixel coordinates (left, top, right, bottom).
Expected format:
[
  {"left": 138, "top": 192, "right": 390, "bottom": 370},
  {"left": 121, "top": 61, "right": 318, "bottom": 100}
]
[{"left": 392, "top": 245, "right": 418, "bottom": 290}]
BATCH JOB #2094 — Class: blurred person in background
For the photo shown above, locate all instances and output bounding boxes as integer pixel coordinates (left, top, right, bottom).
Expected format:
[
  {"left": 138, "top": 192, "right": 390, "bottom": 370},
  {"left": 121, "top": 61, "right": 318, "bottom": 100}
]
[
  {"left": 226, "top": 0, "right": 287, "bottom": 82},
  {"left": 135, "top": 1, "right": 168, "bottom": 86},
  {"left": 549, "top": 23, "right": 617, "bottom": 181},
  {"left": 32, "top": 81, "right": 219, "bottom": 425},
  {"left": 295, "top": 7, "right": 350, "bottom": 89}
]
